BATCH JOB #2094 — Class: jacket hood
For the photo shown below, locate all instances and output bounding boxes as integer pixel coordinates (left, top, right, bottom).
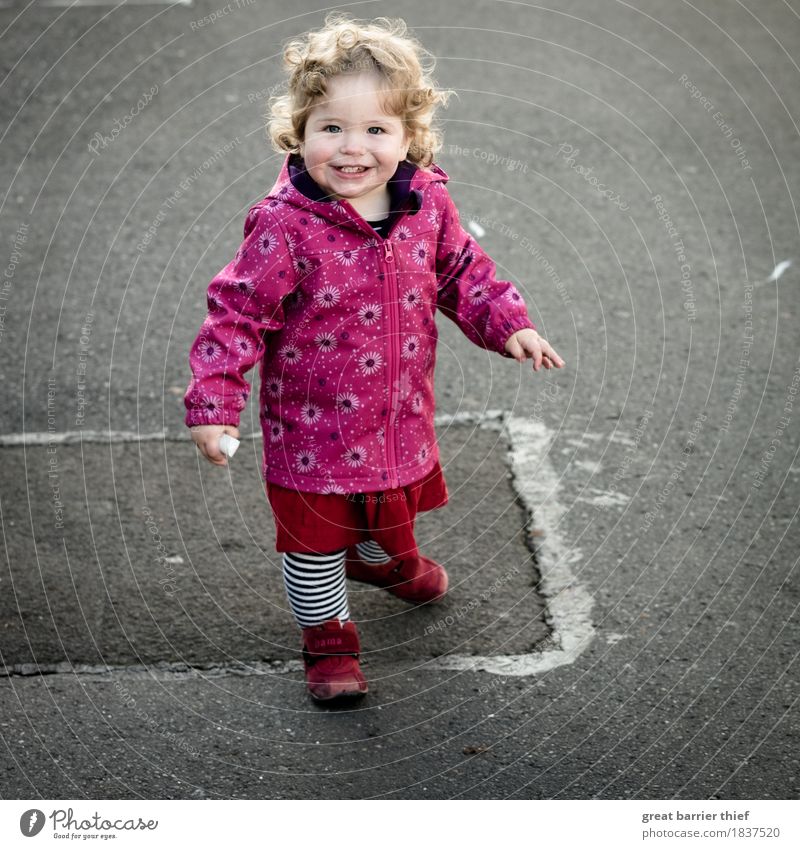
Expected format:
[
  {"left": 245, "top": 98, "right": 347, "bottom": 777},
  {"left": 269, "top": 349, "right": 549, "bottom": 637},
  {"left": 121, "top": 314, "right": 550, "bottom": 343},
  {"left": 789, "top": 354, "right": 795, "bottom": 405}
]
[{"left": 265, "top": 154, "right": 450, "bottom": 228}]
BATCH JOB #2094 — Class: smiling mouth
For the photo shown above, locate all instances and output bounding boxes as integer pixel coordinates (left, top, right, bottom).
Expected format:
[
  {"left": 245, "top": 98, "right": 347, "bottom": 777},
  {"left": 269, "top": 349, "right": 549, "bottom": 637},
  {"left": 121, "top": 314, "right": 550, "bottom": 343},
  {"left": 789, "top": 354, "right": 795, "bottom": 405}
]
[{"left": 333, "top": 165, "right": 370, "bottom": 173}]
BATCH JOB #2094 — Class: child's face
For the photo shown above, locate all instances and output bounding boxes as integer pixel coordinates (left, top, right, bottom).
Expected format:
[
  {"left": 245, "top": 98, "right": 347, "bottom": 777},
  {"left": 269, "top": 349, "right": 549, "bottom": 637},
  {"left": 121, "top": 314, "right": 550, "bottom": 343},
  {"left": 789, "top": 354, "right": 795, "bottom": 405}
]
[{"left": 300, "top": 70, "right": 411, "bottom": 205}]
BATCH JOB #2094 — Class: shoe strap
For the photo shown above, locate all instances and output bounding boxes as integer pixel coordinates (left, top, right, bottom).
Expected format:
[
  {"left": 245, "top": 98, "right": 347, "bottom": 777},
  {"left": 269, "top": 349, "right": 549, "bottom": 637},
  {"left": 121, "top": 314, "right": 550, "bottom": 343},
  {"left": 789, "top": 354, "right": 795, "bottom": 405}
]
[
  {"left": 390, "top": 557, "right": 423, "bottom": 581},
  {"left": 304, "top": 625, "right": 361, "bottom": 658}
]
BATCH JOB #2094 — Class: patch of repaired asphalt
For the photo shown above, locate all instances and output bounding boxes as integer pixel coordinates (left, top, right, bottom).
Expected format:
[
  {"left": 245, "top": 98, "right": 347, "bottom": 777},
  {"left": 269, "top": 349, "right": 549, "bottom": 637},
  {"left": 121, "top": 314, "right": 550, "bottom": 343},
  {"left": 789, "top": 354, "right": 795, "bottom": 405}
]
[{"left": 0, "top": 423, "right": 549, "bottom": 670}]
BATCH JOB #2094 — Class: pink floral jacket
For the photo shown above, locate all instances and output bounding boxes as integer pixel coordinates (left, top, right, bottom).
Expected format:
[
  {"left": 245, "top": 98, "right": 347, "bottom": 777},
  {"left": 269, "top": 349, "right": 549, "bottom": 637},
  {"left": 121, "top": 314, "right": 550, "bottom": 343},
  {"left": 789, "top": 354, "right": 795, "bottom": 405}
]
[{"left": 184, "top": 154, "right": 535, "bottom": 493}]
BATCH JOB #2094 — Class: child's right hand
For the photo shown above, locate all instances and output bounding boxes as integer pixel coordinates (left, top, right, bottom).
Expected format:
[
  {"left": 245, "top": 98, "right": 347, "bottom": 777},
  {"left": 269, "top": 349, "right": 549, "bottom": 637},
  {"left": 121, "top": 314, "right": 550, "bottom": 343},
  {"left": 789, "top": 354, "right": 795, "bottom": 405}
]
[{"left": 191, "top": 424, "right": 240, "bottom": 466}]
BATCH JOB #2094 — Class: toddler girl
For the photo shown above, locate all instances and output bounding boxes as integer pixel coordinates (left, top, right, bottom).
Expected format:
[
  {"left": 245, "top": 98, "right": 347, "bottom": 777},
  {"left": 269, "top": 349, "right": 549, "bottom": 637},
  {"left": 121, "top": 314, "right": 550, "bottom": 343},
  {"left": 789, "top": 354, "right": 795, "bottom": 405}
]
[{"left": 184, "top": 14, "right": 565, "bottom": 702}]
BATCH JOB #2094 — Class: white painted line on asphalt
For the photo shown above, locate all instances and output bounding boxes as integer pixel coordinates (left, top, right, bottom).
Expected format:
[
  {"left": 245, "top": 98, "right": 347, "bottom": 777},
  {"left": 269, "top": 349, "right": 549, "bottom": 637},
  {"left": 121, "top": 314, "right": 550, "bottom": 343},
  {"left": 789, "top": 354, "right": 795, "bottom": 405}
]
[
  {"left": 427, "top": 413, "right": 595, "bottom": 676},
  {"left": 573, "top": 458, "right": 602, "bottom": 474},
  {"left": 0, "top": 430, "right": 170, "bottom": 445},
  {"left": 0, "top": 413, "right": 509, "bottom": 446},
  {"left": 1, "top": 659, "right": 303, "bottom": 678},
  {"left": 36, "top": 0, "right": 193, "bottom": 7},
  {"left": 1, "top": 411, "right": 596, "bottom": 679},
  {"left": 576, "top": 487, "right": 631, "bottom": 508}
]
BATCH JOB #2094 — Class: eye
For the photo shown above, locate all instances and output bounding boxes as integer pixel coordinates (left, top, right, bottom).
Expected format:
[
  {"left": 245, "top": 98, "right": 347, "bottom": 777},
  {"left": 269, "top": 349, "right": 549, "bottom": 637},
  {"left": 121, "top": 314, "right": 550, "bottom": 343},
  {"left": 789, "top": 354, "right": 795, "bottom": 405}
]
[
  {"left": 367, "top": 126, "right": 385, "bottom": 134},
  {"left": 323, "top": 125, "right": 341, "bottom": 133}
]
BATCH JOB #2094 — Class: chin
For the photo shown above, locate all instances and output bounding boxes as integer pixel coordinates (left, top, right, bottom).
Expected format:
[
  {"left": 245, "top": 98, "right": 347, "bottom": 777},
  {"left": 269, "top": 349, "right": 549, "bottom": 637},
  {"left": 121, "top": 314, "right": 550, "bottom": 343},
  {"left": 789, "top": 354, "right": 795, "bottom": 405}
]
[{"left": 333, "top": 181, "right": 381, "bottom": 198}]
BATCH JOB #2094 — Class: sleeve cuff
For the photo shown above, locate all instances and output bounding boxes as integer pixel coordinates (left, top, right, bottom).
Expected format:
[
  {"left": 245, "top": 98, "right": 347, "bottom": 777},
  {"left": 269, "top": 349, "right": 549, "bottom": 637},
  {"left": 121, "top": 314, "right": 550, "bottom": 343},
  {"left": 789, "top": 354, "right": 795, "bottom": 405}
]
[
  {"left": 185, "top": 407, "right": 242, "bottom": 428},
  {"left": 497, "top": 315, "right": 537, "bottom": 357}
]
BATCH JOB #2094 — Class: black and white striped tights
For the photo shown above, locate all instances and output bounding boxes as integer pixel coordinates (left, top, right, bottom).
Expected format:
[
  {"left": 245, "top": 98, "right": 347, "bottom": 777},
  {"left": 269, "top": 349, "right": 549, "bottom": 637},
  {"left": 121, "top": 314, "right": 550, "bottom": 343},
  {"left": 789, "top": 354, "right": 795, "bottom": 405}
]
[{"left": 282, "top": 540, "right": 392, "bottom": 628}]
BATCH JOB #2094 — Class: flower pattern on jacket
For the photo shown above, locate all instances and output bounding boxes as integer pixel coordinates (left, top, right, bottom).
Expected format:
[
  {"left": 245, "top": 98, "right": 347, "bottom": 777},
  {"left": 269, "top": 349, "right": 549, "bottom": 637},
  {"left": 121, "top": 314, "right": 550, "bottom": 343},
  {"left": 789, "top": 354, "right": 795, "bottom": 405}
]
[{"left": 185, "top": 155, "right": 535, "bottom": 493}]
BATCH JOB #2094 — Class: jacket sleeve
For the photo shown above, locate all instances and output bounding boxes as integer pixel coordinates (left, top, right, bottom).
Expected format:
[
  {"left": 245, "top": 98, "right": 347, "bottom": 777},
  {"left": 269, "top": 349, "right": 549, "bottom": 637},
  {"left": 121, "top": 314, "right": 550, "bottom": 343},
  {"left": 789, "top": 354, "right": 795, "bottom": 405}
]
[
  {"left": 184, "top": 204, "right": 297, "bottom": 427},
  {"left": 434, "top": 185, "right": 536, "bottom": 357}
]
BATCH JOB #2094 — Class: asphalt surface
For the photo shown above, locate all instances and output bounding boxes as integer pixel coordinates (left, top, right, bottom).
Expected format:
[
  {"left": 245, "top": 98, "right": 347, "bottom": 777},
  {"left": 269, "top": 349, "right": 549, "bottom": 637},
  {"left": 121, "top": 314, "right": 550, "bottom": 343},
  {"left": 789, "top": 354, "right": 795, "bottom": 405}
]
[{"left": 1, "top": 0, "right": 799, "bottom": 801}]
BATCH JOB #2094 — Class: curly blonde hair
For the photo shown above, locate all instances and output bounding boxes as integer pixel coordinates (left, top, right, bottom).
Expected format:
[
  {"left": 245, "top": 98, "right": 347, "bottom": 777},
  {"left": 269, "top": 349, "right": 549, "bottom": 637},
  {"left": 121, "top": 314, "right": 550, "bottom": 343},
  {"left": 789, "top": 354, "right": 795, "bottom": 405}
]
[{"left": 266, "top": 13, "right": 453, "bottom": 168}]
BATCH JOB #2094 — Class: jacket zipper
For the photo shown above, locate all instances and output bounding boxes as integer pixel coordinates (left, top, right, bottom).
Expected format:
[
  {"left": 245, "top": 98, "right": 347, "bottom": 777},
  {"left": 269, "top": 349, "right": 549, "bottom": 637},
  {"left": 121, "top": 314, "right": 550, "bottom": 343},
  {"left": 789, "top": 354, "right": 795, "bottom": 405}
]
[
  {"left": 339, "top": 199, "right": 414, "bottom": 490},
  {"left": 382, "top": 237, "right": 400, "bottom": 489}
]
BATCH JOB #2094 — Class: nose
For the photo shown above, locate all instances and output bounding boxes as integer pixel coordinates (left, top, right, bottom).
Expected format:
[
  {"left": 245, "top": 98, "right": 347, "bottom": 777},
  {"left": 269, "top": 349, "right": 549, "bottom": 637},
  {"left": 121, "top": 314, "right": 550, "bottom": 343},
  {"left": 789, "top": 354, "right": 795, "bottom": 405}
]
[{"left": 338, "top": 129, "right": 366, "bottom": 156}]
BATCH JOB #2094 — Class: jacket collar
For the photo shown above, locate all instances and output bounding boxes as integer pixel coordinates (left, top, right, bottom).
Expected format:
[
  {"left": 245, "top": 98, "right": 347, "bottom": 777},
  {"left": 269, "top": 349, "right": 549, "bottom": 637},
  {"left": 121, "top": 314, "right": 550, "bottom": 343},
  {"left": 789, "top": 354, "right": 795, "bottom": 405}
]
[{"left": 269, "top": 154, "right": 448, "bottom": 221}]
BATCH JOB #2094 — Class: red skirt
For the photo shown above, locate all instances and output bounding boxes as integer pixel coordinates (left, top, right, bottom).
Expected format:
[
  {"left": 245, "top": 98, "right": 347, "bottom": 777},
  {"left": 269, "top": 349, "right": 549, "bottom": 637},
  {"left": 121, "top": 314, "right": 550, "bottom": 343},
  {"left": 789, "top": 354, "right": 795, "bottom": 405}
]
[{"left": 265, "top": 461, "right": 449, "bottom": 558}]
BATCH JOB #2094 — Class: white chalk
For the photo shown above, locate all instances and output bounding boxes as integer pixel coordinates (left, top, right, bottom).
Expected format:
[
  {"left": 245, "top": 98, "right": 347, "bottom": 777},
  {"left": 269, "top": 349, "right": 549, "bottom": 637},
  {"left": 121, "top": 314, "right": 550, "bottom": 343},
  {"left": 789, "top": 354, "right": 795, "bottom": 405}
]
[
  {"left": 218, "top": 433, "right": 240, "bottom": 458},
  {"left": 468, "top": 220, "right": 486, "bottom": 239},
  {"left": 767, "top": 260, "right": 792, "bottom": 282}
]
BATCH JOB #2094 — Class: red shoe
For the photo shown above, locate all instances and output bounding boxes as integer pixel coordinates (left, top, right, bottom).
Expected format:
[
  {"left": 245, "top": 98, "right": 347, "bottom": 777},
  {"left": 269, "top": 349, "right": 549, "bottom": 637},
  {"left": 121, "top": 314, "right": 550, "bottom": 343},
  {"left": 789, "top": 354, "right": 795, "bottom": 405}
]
[
  {"left": 345, "top": 546, "right": 449, "bottom": 605},
  {"left": 301, "top": 619, "right": 368, "bottom": 702}
]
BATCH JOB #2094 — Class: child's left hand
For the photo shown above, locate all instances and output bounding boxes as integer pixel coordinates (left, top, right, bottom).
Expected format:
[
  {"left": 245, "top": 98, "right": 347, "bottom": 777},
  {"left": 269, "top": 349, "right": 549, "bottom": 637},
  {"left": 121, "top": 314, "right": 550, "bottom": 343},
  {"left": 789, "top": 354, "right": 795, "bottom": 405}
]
[{"left": 505, "top": 328, "right": 566, "bottom": 371}]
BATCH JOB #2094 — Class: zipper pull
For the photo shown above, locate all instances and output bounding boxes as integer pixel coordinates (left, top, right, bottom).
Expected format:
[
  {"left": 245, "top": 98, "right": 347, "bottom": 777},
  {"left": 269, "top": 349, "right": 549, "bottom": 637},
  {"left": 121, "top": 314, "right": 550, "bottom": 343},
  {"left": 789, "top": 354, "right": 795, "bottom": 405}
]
[{"left": 384, "top": 240, "right": 394, "bottom": 263}]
